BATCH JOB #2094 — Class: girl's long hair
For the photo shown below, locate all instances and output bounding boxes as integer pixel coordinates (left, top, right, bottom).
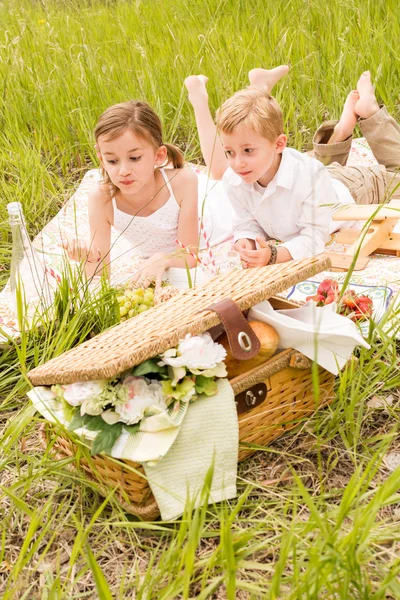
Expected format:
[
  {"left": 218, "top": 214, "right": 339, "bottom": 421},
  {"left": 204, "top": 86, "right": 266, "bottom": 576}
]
[{"left": 94, "top": 100, "right": 184, "bottom": 191}]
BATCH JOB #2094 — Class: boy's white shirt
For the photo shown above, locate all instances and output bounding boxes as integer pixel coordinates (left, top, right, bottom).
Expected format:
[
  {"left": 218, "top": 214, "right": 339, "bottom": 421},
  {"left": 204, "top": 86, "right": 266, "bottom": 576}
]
[{"left": 222, "top": 147, "right": 355, "bottom": 259}]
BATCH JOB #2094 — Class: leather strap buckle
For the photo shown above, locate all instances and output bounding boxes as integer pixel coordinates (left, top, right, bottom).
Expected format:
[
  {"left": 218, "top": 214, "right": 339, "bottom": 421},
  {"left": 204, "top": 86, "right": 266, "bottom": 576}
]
[
  {"left": 235, "top": 382, "right": 267, "bottom": 415},
  {"left": 205, "top": 298, "right": 260, "bottom": 360}
]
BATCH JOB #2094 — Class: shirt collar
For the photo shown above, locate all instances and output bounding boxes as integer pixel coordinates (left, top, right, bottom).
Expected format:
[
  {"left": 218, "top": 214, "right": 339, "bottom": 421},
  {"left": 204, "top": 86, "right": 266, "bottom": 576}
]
[
  {"left": 262, "top": 148, "right": 294, "bottom": 197},
  {"left": 275, "top": 148, "right": 294, "bottom": 190}
]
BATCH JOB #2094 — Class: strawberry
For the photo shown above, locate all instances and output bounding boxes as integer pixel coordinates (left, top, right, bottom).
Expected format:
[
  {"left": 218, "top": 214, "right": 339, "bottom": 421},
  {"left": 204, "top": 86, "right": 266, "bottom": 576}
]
[
  {"left": 324, "top": 293, "right": 337, "bottom": 305},
  {"left": 317, "top": 279, "right": 339, "bottom": 298},
  {"left": 308, "top": 281, "right": 374, "bottom": 321},
  {"left": 305, "top": 293, "right": 326, "bottom": 306},
  {"left": 355, "top": 295, "right": 373, "bottom": 318},
  {"left": 341, "top": 290, "right": 357, "bottom": 309}
]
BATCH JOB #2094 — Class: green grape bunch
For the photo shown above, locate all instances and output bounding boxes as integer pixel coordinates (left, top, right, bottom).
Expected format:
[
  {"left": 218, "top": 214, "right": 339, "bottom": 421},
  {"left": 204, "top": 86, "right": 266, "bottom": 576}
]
[
  {"left": 116, "top": 286, "right": 155, "bottom": 320},
  {"left": 115, "top": 281, "right": 180, "bottom": 322}
]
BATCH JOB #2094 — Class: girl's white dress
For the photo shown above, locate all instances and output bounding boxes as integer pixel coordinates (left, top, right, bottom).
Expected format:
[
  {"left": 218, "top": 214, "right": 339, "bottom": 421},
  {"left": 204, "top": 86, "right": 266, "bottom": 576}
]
[{"left": 111, "top": 168, "right": 180, "bottom": 259}]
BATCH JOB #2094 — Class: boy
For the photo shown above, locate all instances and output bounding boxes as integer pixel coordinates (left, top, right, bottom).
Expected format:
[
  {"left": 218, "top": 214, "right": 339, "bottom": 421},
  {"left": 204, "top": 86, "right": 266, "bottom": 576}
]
[{"left": 185, "top": 68, "right": 400, "bottom": 266}]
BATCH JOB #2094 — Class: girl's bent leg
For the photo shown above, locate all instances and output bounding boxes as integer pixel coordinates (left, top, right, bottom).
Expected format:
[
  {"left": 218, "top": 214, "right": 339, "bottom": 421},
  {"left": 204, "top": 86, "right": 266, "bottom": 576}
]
[
  {"left": 248, "top": 65, "right": 289, "bottom": 92},
  {"left": 185, "top": 75, "right": 228, "bottom": 180}
]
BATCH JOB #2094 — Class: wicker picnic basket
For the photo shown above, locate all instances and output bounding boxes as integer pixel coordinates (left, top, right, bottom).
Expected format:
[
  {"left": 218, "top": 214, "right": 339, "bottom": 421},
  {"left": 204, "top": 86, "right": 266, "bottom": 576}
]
[{"left": 30, "top": 255, "right": 335, "bottom": 520}]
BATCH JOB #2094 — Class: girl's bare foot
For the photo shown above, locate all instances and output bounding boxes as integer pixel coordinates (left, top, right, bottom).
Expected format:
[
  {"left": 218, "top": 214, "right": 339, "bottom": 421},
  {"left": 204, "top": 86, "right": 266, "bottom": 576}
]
[
  {"left": 354, "top": 71, "right": 380, "bottom": 119},
  {"left": 184, "top": 75, "right": 209, "bottom": 108},
  {"left": 328, "top": 90, "right": 359, "bottom": 144},
  {"left": 248, "top": 65, "right": 289, "bottom": 93}
]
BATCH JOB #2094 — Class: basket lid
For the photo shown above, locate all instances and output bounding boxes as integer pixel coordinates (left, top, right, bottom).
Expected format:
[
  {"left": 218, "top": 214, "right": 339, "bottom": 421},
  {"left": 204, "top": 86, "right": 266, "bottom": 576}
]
[{"left": 28, "top": 255, "right": 330, "bottom": 386}]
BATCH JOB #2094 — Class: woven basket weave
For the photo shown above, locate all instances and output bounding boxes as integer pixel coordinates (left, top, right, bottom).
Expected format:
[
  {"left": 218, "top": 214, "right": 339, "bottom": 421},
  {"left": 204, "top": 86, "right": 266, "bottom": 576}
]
[
  {"left": 39, "top": 347, "right": 334, "bottom": 520},
  {"left": 30, "top": 255, "right": 335, "bottom": 520},
  {"left": 29, "top": 255, "right": 330, "bottom": 385}
]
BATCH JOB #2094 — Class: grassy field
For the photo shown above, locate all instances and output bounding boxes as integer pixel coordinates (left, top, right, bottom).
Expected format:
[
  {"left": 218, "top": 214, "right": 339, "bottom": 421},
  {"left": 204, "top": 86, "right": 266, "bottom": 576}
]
[{"left": 1, "top": 0, "right": 400, "bottom": 597}]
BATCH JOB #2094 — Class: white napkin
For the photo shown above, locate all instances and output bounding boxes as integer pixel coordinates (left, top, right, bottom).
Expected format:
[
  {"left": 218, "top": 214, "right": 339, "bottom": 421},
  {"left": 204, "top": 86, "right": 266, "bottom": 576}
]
[{"left": 249, "top": 300, "right": 370, "bottom": 375}]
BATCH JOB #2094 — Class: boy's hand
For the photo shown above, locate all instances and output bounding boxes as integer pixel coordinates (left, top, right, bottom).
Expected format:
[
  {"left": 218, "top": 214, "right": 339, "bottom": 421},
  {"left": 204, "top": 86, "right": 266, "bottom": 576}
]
[
  {"left": 234, "top": 238, "right": 256, "bottom": 267},
  {"left": 234, "top": 238, "right": 256, "bottom": 253},
  {"left": 62, "top": 238, "right": 101, "bottom": 264},
  {"left": 239, "top": 237, "right": 272, "bottom": 268}
]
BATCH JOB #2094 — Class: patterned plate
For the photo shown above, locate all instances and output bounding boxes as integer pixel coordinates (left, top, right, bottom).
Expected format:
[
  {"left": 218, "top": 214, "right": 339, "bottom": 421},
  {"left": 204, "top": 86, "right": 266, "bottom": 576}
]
[{"left": 287, "top": 280, "right": 393, "bottom": 335}]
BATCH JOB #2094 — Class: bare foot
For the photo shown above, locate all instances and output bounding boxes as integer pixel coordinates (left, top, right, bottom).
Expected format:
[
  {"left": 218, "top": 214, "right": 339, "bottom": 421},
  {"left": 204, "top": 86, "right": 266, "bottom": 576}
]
[
  {"left": 354, "top": 71, "right": 380, "bottom": 119},
  {"left": 328, "top": 91, "right": 359, "bottom": 144},
  {"left": 184, "top": 75, "right": 209, "bottom": 108},
  {"left": 248, "top": 65, "right": 289, "bottom": 93}
]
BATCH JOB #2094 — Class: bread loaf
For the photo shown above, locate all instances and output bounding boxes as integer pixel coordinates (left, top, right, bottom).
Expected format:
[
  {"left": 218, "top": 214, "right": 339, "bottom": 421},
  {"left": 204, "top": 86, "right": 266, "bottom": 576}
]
[{"left": 219, "top": 320, "right": 279, "bottom": 379}]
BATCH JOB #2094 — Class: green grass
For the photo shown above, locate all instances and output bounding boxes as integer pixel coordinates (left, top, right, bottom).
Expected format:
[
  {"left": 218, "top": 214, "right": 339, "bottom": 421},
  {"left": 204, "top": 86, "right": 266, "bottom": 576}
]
[{"left": 1, "top": 0, "right": 400, "bottom": 597}]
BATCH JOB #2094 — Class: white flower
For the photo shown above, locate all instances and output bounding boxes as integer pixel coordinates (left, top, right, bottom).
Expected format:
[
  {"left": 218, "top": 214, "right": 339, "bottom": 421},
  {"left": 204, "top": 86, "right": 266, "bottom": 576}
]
[
  {"left": 159, "top": 333, "right": 226, "bottom": 371},
  {"left": 190, "top": 362, "right": 228, "bottom": 378},
  {"left": 63, "top": 381, "right": 105, "bottom": 407},
  {"left": 115, "top": 376, "right": 167, "bottom": 425},
  {"left": 167, "top": 365, "right": 186, "bottom": 386},
  {"left": 81, "top": 397, "right": 105, "bottom": 416},
  {"left": 101, "top": 410, "right": 121, "bottom": 425}
]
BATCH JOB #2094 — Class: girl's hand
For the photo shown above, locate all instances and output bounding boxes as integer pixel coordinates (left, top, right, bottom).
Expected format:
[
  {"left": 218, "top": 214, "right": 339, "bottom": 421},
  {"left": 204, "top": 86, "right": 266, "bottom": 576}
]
[
  {"left": 62, "top": 238, "right": 102, "bottom": 265},
  {"left": 130, "top": 253, "right": 167, "bottom": 290},
  {"left": 239, "top": 237, "right": 271, "bottom": 268}
]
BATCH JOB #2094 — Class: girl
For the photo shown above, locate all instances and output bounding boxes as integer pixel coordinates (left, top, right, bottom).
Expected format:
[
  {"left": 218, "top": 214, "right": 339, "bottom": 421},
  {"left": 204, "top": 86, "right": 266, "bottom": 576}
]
[{"left": 64, "top": 100, "right": 199, "bottom": 288}]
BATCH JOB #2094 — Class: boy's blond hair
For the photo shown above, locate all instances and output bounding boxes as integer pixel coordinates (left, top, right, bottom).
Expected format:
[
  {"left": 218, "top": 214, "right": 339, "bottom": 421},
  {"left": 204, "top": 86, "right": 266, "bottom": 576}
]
[{"left": 216, "top": 87, "right": 284, "bottom": 141}]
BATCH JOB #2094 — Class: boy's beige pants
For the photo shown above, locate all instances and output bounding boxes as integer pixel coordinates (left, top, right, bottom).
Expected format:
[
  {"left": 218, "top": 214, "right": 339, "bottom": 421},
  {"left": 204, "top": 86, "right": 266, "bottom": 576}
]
[{"left": 313, "top": 106, "right": 400, "bottom": 204}]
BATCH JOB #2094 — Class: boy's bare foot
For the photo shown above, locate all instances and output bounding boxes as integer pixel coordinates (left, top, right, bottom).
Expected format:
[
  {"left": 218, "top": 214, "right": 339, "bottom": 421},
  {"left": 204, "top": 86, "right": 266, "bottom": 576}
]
[
  {"left": 328, "top": 90, "right": 359, "bottom": 144},
  {"left": 354, "top": 71, "right": 380, "bottom": 119},
  {"left": 184, "top": 75, "right": 209, "bottom": 108},
  {"left": 248, "top": 65, "right": 289, "bottom": 93}
]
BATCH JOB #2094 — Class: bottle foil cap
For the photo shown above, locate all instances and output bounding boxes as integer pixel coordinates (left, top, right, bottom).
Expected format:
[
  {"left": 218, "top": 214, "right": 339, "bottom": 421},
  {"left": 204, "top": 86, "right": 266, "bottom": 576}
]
[{"left": 7, "top": 202, "right": 23, "bottom": 216}]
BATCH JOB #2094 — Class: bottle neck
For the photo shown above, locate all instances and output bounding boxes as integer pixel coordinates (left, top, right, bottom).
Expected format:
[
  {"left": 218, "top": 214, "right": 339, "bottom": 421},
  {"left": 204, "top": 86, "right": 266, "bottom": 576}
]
[{"left": 9, "top": 213, "right": 25, "bottom": 227}]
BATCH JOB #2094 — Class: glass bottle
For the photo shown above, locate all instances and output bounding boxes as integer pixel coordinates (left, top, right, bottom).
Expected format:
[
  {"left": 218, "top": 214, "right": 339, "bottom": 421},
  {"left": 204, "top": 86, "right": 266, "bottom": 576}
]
[{"left": 7, "top": 202, "right": 53, "bottom": 319}]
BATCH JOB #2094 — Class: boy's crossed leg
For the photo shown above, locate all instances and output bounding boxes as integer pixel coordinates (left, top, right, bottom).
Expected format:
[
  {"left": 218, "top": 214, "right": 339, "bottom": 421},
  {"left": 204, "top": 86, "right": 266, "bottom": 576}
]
[{"left": 314, "top": 71, "right": 400, "bottom": 204}]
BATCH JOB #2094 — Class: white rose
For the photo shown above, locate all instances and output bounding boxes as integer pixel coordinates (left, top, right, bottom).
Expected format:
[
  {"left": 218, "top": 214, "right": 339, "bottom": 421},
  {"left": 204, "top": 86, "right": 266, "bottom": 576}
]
[
  {"left": 159, "top": 333, "right": 226, "bottom": 371},
  {"left": 63, "top": 381, "right": 105, "bottom": 407},
  {"left": 116, "top": 377, "right": 167, "bottom": 425}
]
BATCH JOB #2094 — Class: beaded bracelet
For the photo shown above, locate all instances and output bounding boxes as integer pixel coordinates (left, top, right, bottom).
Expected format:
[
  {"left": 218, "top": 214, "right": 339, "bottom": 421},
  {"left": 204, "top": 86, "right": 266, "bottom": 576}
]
[{"left": 267, "top": 242, "right": 278, "bottom": 265}]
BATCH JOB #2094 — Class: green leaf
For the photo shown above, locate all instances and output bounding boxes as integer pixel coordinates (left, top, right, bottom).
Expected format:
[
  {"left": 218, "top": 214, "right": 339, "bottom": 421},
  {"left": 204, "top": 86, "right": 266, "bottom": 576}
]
[
  {"left": 67, "top": 409, "right": 87, "bottom": 431},
  {"left": 132, "top": 359, "right": 167, "bottom": 377},
  {"left": 90, "top": 423, "right": 123, "bottom": 456},
  {"left": 61, "top": 397, "right": 75, "bottom": 421},
  {"left": 195, "top": 376, "right": 217, "bottom": 397},
  {"left": 85, "top": 415, "right": 110, "bottom": 432},
  {"left": 123, "top": 423, "right": 140, "bottom": 434}
]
